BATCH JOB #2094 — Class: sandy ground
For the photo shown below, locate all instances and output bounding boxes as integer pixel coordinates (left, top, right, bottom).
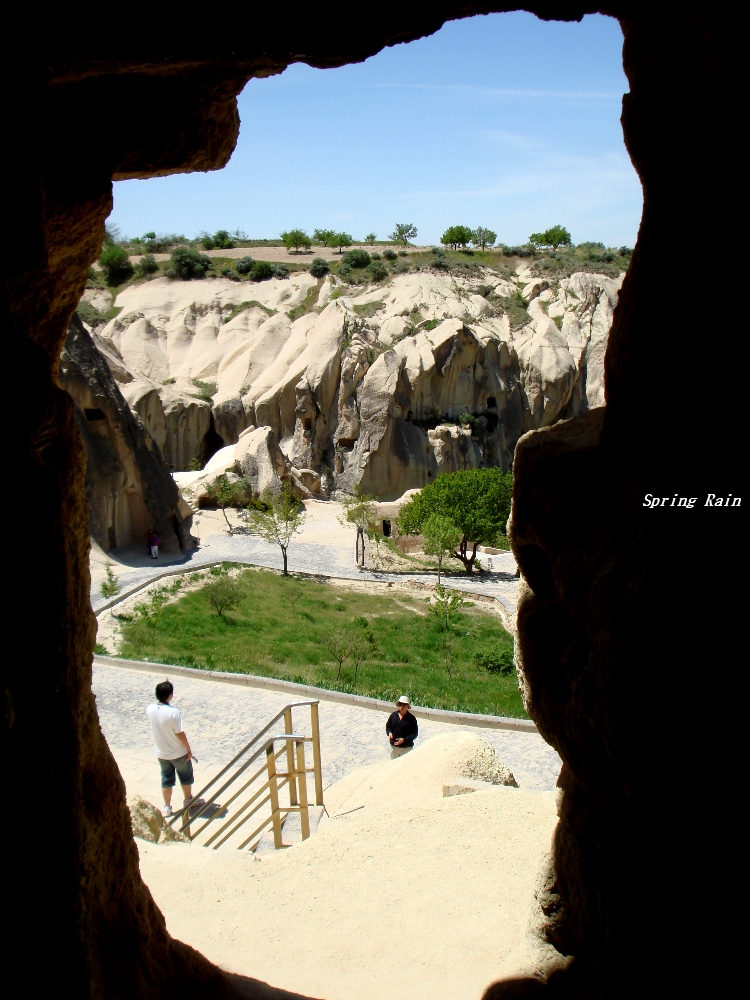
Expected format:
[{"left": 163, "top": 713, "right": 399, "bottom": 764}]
[
  {"left": 137, "top": 733, "right": 557, "bottom": 1000},
  {"left": 136, "top": 245, "right": 427, "bottom": 265}
]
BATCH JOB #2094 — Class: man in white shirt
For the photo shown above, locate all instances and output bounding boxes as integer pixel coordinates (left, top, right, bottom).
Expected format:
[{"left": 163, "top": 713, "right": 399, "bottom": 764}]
[{"left": 146, "top": 681, "right": 194, "bottom": 818}]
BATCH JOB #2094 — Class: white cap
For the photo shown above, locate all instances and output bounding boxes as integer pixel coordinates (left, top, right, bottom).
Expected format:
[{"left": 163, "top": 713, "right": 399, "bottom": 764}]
[{"left": 397, "top": 695, "right": 411, "bottom": 705}]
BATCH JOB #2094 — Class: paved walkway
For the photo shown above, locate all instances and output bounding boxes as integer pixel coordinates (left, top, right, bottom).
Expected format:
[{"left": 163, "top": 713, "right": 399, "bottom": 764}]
[
  {"left": 94, "top": 662, "right": 561, "bottom": 809},
  {"left": 90, "top": 500, "right": 520, "bottom": 613}
]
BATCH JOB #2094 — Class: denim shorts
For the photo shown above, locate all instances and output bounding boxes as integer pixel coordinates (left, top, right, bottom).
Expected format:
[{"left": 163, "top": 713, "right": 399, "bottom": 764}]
[{"left": 158, "top": 754, "right": 194, "bottom": 788}]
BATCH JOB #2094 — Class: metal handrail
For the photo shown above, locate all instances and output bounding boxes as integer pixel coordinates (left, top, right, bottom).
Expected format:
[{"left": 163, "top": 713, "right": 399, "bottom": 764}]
[{"left": 168, "top": 701, "right": 324, "bottom": 852}]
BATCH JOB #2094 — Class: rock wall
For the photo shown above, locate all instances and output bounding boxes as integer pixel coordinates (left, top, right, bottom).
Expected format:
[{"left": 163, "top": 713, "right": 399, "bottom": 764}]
[
  {"left": 4, "top": 8, "right": 733, "bottom": 1000},
  {"left": 59, "top": 314, "right": 193, "bottom": 554},
  {"left": 99, "top": 269, "right": 621, "bottom": 498}
]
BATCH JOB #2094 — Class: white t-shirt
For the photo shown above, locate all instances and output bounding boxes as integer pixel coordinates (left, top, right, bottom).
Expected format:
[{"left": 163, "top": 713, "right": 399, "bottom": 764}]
[{"left": 146, "top": 702, "right": 186, "bottom": 759}]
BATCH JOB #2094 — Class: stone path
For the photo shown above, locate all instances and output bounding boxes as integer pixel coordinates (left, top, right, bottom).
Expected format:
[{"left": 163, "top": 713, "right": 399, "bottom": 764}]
[
  {"left": 94, "top": 662, "right": 561, "bottom": 810},
  {"left": 91, "top": 535, "right": 519, "bottom": 613}
]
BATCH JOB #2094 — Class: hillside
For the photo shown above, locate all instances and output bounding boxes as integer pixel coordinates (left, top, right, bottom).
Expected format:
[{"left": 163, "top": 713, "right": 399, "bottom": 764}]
[{"left": 83, "top": 254, "right": 623, "bottom": 500}]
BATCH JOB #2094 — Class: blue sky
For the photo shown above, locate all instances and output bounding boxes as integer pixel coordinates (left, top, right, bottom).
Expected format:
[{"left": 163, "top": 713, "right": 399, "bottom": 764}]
[{"left": 111, "top": 12, "right": 642, "bottom": 248}]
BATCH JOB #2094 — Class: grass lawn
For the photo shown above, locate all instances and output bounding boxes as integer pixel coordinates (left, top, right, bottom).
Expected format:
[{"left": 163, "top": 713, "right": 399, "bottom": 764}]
[{"left": 118, "top": 568, "right": 526, "bottom": 719}]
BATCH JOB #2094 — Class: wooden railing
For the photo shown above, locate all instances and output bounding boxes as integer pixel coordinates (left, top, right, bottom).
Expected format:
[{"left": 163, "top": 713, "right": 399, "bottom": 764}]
[{"left": 168, "top": 700, "right": 323, "bottom": 851}]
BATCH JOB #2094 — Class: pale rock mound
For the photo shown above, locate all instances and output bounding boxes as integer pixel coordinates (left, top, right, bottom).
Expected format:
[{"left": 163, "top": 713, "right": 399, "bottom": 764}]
[
  {"left": 137, "top": 756, "right": 555, "bottom": 1000},
  {"left": 128, "top": 795, "right": 189, "bottom": 844},
  {"left": 96, "top": 268, "right": 622, "bottom": 496},
  {"left": 324, "top": 731, "right": 517, "bottom": 823}
]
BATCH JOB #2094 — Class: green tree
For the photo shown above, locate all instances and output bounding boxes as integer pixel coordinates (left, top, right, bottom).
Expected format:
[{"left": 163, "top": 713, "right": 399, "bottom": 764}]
[
  {"left": 397, "top": 468, "right": 513, "bottom": 574},
  {"left": 425, "top": 585, "right": 468, "bottom": 677},
  {"left": 388, "top": 223, "right": 418, "bottom": 245},
  {"left": 364, "top": 232, "right": 377, "bottom": 245},
  {"left": 99, "top": 245, "right": 134, "bottom": 285},
  {"left": 332, "top": 232, "right": 353, "bottom": 253},
  {"left": 204, "top": 475, "right": 250, "bottom": 534},
  {"left": 204, "top": 576, "right": 245, "bottom": 617},
  {"left": 472, "top": 227, "right": 497, "bottom": 250},
  {"left": 313, "top": 228, "right": 336, "bottom": 246},
  {"left": 281, "top": 229, "right": 312, "bottom": 253},
  {"left": 349, "top": 619, "right": 377, "bottom": 683},
  {"left": 528, "top": 225, "right": 572, "bottom": 250},
  {"left": 440, "top": 225, "right": 473, "bottom": 250},
  {"left": 321, "top": 626, "right": 353, "bottom": 682},
  {"left": 339, "top": 486, "right": 377, "bottom": 567},
  {"left": 422, "top": 514, "right": 461, "bottom": 586},
  {"left": 100, "top": 562, "right": 121, "bottom": 599},
  {"left": 244, "top": 484, "right": 306, "bottom": 575}
]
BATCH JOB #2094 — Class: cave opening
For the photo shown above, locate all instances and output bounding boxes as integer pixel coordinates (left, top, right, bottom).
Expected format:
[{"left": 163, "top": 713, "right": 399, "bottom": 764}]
[{"left": 6, "top": 7, "right": 733, "bottom": 1000}]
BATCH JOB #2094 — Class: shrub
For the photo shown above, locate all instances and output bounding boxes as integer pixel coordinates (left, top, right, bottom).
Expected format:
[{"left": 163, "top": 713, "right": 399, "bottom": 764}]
[
  {"left": 474, "top": 647, "right": 514, "bottom": 675},
  {"left": 99, "top": 245, "right": 134, "bottom": 285},
  {"left": 367, "top": 261, "right": 388, "bottom": 281},
  {"left": 398, "top": 250, "right": 407, "bottom": 257},
  {"left": 135, "top": 253, "right": 158, "bottom": 278},
  {"left": 310, "top": 257, "right": 329, "bottom": 278},
  {"left": 270, "top": 263, "right": 289, "bottom": 279},
  {"left": 199, "top": 229, "right": 234, "bottom": 251},
  {"left": 459, "top": 413, "right": 480, "bottom": 431},
  {"left": 371, "top": 252, "right": 381, "bottom": 260},
  {"left": 166, "top": 248, "right": 212, "bottom": 280},
  {"left": 204, "top": 577, "right": 245, "bottom": 617},
  {"left": 213, "top": 229, "right": 234, "bottom": 249},
  {"left": 220, "top": 265, "right": 240, "bottom": 281},
  {"left": 338, "top": 263, "right": 352, "bottom": 277},
  {"left": 342, "top": 249, "right": 371, "bottom": 268},
  {"left": 235, "top": 256, "right": 255, "bottom": 275},
  {"left": 250, "top": 261, "right": 273, "bottom": 281},
  {"left": 190, "top": 378, "right": 217, "bottom": 403},
  {"left": 383, "top": 249, "right": 397, "bottom": 261}
]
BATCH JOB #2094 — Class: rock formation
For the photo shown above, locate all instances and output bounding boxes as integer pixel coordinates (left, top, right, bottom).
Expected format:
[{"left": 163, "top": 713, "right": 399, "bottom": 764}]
[
  {"left": 59, "top": 314, "right": 193, "bottom": 554},
  {"left": 98, "top": 268, "right": 621, "bottom": 499},
  {"left": 5, "top": 9, "right": 732, "bottom": 1000}
]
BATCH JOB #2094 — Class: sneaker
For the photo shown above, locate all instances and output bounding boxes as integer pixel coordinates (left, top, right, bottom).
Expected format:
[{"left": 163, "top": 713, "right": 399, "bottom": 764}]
[{"left": 163, "top": 805, "right": 173, "bottom": 818}]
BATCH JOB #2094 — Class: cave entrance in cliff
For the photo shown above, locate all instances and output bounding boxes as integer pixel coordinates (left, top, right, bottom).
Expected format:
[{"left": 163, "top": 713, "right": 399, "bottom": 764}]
[{"left": 73, "top": 11, "right": 641, "bottom": 997}]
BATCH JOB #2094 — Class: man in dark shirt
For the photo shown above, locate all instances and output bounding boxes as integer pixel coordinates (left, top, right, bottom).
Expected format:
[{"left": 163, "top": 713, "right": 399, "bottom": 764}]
[{"left": 386, "top": 695, "right": 418, "bottom": 758}]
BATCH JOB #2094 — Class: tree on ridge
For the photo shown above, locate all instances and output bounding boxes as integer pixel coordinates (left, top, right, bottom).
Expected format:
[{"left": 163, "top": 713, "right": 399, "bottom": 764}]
[
  {"left": 281, "top": 229, "right": 312, "bottom": 253},
  {"left": 528, "top": 225, "right": 572, "bottom": 250},
  {"left": 388, "top": 223, "right": 418, "bottom": 245},
  {"left": 472, "top": 227, "right": 497, "bottom": 250},
  {"left": 440, "top": 225, "right": 473, "bottom": 250}
]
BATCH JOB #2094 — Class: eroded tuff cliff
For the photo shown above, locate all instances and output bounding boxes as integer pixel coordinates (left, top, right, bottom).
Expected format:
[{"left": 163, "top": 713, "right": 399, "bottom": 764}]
[
  {"left": 98, "top": 265, "right": 620, "bottom": 499},
  {"left": 59, "top": 313, "right": 193, "bottom": 554}
]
